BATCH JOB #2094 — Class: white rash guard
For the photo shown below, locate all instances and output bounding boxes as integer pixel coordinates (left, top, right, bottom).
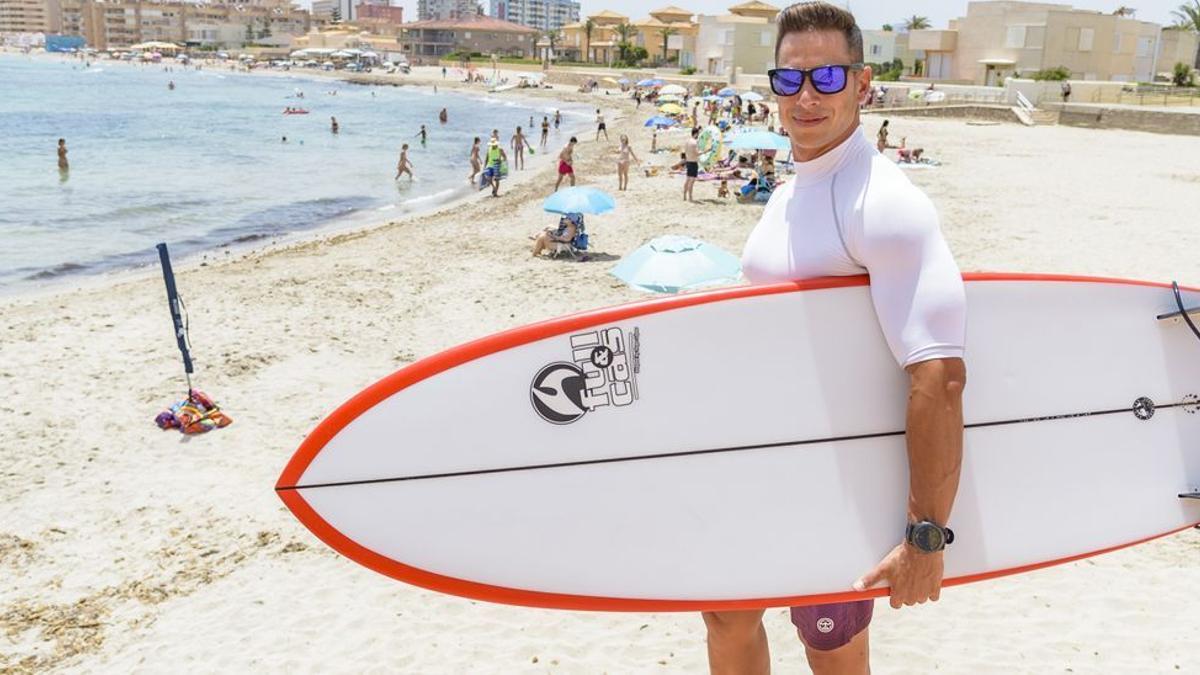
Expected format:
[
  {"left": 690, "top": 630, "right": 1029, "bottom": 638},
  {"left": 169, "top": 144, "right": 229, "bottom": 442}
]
[{"left": 741, "top": 127, "right": 966, "bottom": 368}]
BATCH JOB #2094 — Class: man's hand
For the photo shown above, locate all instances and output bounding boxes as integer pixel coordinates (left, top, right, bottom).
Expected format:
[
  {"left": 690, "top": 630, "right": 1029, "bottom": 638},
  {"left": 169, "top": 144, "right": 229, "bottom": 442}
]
[{"left": 853, "top": 543, "right": 944, "bottom": 609}]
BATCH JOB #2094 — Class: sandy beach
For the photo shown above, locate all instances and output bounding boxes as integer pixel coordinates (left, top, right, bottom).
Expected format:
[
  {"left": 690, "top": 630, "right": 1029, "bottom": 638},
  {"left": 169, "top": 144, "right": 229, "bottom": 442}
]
[{"left": 3, "top": 62, "right": 1200, "bottom": 673}]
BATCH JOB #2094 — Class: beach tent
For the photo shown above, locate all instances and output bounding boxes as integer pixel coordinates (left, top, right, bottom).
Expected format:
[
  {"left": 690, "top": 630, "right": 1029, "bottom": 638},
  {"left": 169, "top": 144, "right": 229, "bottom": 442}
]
[{"left": 130, "top": 41, "right": 182, "bottom": 54}]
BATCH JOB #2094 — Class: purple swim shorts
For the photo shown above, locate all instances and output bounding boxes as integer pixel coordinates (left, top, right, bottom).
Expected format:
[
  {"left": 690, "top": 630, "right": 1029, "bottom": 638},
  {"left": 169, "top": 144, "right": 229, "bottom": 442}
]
[{"left": 790, "top": 599, "right": 874, "bottom": 651}]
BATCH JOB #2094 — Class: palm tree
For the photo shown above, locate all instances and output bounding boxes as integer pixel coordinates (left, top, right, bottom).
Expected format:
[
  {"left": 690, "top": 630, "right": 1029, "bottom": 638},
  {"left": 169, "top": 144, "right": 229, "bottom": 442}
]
[
  {"left": 1173, "top": 0, "right": 1200, "bottom": 30},
  {"left": 542, "top": 29, "right": 560, "bottom": 63},
  {"left": 902, "top": 15, "right": 931, "bottom": 30},
  {"left": 1112, "top": 6, "right": 1135, "bottom": 17},
  {"left": 613, "top": 23, "right": 637, "bottom": 64},
  {"left": 658, "top": 26, "right": 678, "bottom": 63},
  {"left": 881, "top": 23, "right": 893, "bottom": 32},
  {"left": 583, "top": 18, "right": 596, "bottom": 63}
]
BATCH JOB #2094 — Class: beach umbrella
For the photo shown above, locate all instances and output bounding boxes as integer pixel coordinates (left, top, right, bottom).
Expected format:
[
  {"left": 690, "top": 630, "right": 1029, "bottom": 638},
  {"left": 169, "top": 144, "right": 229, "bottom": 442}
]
[
  {"left": 741, "top": 91, "right": 764, "bottom": 101},
  {"left": 660, "top": 83, "right": 687, "bottom": 95},
  {"left": 542, "top": 186, "right": 616, "bottom": 215},
  {"left": 725, "top": 130, "right": 791, "bottom": 152},
  {"left": 657, "top": 93, "right": 682, "bottom": 103},
  {"left": 644, "top": 115, "right": 678, "bottom": 127},
  {"left": 717, "top": 86, "right": 736, "bottom": 96},
  {"left": 618, "top": 78, "right": 631, "bottom": 84},
  {"left": 602, "top": 77, "right": 620, "bottom": 84},
  {"left": 658, "top": 103, "right": 685, "bottom": 115},
  {"left": 637, "top": 78, "right": 665, "bottom": 87},
  {"left": 701, "top": 94, "right": 723, "bottom": 102},
  {"left": 611, "top": 235, "right": 742, "bottom": 294}
]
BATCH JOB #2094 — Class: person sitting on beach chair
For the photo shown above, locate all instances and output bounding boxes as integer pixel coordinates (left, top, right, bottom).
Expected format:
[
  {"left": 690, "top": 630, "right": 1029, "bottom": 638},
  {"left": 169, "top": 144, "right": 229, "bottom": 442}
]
[{"left": 531, "top": 213, "right": 583, "bottom": 258}]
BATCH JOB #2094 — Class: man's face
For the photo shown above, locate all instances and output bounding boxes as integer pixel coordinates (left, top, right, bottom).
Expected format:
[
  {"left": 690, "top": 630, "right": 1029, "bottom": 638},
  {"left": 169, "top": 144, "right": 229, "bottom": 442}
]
[{"left": 775, "top": 29, "right": 871, "bottom": 159}]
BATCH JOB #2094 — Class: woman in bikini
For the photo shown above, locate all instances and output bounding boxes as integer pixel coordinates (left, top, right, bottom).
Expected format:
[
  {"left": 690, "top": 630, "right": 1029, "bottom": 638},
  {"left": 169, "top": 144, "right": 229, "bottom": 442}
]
[
  {"left": 468, "top": 137, "right": 481, "bottom": 184},
  {"left": 615, "top": 134, "right": 640, "bottom": 191}
]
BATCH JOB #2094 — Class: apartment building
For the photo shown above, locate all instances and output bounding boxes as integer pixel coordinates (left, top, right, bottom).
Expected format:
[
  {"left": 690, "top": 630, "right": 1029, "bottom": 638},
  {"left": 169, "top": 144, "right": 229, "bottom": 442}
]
[
  {"left": 861, "top": 28, "right": 923, "bottom": 73},
  {"left": 910, "top": 1, "right": 1163, "bottom": 84},
  {"left": 693, "top": 0, "right": 779, "bottom": 77},
  {"left": 488, "top": 0, "right": 577, "bottom": 33},
  {"left": 0, "top": 0, "right": 61, "bottom": 33},
  {"left": 417, "top": 0, "right": 477, "bottom": 22},
  {"left": 58, "top": 0, "right": 309, "bottom": 49},
  {"left": 399, "top": 13, "right": 535, "bottom": 59},
  {"left": 1158, "top": 26, "right": 1200, "bottom": 74}
]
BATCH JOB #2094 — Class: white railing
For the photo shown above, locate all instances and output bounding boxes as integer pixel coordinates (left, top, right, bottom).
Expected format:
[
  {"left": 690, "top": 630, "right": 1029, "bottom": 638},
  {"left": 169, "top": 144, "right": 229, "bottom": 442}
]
[{"left": 1015, "top": 91, "right": 1035, "bottom": 112}]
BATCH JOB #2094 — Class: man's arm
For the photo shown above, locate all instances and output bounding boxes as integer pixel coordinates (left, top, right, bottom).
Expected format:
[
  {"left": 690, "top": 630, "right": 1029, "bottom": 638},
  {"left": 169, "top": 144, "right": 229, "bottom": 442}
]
[{"left": 848, "top": 184, "right": 967, "bottom": 608}]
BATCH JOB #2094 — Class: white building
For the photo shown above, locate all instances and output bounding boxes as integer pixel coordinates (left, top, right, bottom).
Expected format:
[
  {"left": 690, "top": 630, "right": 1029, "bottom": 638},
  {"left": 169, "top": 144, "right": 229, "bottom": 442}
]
[
  {"left": 417, "top": 0, "right": 478, "bottom": 21},
  {"left": 488, "top": 0, "right": 578, "bottom": 33}
]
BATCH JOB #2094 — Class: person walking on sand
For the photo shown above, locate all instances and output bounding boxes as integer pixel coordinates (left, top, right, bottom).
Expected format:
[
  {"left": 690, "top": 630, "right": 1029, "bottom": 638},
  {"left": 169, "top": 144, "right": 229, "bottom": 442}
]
[
  {"left": 682, "top": 127, "right": 700, "bottom": 202},
  {"left": 595, "top": 109, "right": 608, "bottom": 141},
  {"left": 876, "top": 119, "right": 889, "bottom": 152},
  {"left": 57, "top": 138, "right": 69, "bottom": 171},
  {"left": 615, "top": 134, "right": 640, "bottom": 191},
  {"left": 540, "top": 116, "right": 550, "bottom": 149},
  {"left": 511, "top": 126, "right": 528, "bottom": 170},
  {"left": 481, "top": 138, "right": 507, "bottom": 197},
  {"left": 554, "top": 137, "right": 577, "bottom": 191},
  {"left": 330, "top": 116, "right": 339, "bottom": 134},
  {"left": 468, "top": 137, "right": 482, "bottom": 184},
  {"left": 416, "top": 124, "right": 428, "bottom": 146},
  {"left": 395, "top": 144, "right": 413, "bottom": 180},
  {"left": 709, "top": 4, "right": 967, "bottom": 674}
]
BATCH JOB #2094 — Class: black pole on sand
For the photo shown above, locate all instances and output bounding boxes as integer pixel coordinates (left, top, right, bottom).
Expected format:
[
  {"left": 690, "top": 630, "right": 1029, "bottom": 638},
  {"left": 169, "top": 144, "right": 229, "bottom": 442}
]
[{"left": 156, "top": 242, "right": 194, "bottom": 394}]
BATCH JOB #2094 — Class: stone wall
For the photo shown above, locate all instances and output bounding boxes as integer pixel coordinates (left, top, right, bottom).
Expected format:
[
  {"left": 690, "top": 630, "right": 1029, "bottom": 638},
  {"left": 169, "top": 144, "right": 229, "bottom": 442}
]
[
  {"left": 1048, "top": 104, "right": 1200, "bottom": 136},
  {"left": 864, "top": 104, "right": 1022, "bottom": 124}
]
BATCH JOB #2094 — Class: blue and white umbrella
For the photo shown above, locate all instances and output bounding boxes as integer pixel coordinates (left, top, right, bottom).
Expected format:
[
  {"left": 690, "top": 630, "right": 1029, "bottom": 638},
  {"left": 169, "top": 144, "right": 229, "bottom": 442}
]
[
  {"left": 542, "top": 186, "right": 615, "bottom": 215},
  {"left": 611, "top": 235, "right": 742, "bottom": 294},
  {"left": 725, "top": 130, "right": 791, "bottom": 152},
  {"left": 637, "top": 78, "right": 665, "bottom": 87},
  {"left": 702, "top": 94, "right": 724, "bottom": 102},
  {"left": 717, "top": 87, "right": 736, "bottom": 97},
  {"left": 618, "top": 77, "right": 631, "bottom": 84},
  {"left": 644, "top": 115, "right": 679, "bottom": 128},
  {"left": 741, "top": 91, "right": 765, "bottom": 101}
]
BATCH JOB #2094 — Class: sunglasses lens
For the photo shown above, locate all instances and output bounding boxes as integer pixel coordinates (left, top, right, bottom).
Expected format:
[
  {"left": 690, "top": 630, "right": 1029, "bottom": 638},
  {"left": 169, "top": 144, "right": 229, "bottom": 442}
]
[
  {"left": 771, "top": 70, "right": 804, "bottom": 96},
  {"left": 811, "top": 66, "right": 847, "bottom": 94}
]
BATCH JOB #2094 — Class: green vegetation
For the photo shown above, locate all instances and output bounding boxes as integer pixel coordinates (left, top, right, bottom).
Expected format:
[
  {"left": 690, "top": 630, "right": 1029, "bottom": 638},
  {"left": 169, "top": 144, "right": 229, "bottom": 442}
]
[
  {"left": 1172, "top": 1, "right": 1200, "bottom": 31},
  {"left": 903, "top": 15, "right": 931, "bottom": 30},
  {"left": 680, "top": 66, "right": 697, "bottom": 75},
  {"left": 1174, "top": 61, "right": 1197, "bottom": 87},
  {"left": 868, "top": 58, "right": 904, "bottom": 81},
  {"left": 1031, "top": 66, "right": 1071, "bottom": 81}
]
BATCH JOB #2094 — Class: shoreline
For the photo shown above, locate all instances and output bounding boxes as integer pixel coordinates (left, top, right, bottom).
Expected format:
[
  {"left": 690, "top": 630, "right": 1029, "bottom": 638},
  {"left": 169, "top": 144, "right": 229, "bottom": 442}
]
[{"left": 0, "top": 52, "right": 603, "bottom": 301}]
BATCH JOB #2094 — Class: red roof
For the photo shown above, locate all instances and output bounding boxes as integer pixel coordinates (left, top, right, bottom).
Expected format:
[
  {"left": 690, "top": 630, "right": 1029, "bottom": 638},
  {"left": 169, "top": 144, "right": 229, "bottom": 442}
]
[{"left": 402, "top": 15, "right": 538, "bottom": 33}]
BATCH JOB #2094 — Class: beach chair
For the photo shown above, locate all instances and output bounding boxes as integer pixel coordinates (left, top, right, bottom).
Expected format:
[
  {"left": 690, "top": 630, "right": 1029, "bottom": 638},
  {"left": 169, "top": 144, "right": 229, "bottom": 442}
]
[{"left": 550, "top": 216, "right": 588, "bottom": 259}]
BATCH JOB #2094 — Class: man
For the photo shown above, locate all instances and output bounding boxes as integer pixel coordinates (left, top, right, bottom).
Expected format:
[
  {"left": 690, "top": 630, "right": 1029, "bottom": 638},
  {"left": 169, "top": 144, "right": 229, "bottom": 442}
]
[
  {"left": 554, "top": 137, "right": 577, "bottom": 191},
  {"left": 682, "top": 128, "right": 700, "bottom": 202},
  {"left": 416, "top": 124, "right": 427, "bottom": 146},
  {"left": 511, "top": 126, "right": 528, "bottom": 171},
  {"left": 481, "top": 138, "right": 507, "bottom": 197},
  {"left": 330, "top": 116, "right": 339, "bottom": 134},
  {"left": 709, "top": 3, "right": 968, "bottom": 674},
  {"left": 1061, "top": 80, "right": 1072, "bottom": 103},
  {"left": 394, "top": 144, "right": 413, "bottom": 180},
  {"left": 595, "top": 108, "right": 609, "bottom": 141}
]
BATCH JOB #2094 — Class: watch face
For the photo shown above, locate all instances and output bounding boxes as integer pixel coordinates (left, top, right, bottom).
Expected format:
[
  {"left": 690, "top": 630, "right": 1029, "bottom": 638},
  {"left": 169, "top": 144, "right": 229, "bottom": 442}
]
[{"left": 914, "top": 523, "right": 944, "bottom": 552}]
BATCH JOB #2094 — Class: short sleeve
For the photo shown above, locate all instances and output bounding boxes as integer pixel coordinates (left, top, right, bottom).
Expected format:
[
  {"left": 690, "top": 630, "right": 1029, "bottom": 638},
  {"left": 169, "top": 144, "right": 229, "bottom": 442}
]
[{"left": 848, "top": 178, "right": 966, "bottom": 368}]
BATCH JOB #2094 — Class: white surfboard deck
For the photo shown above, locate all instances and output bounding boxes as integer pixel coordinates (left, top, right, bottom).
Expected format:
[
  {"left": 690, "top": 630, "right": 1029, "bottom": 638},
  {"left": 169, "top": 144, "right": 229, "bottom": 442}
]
[{"left": 277, "top": 274, "right": 1200, "bottom": 611}]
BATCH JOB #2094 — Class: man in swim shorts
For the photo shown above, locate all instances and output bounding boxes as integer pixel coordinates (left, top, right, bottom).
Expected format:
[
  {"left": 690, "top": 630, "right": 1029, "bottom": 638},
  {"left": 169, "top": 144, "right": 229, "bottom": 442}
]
[
  {"left": 554, "top": 137, "right": 577, "bottom": 191},
  {"left": 682, "top": 127, "right": 700, "bottom": 202},
  {"left": 708, "top": 3, "right": 968, "bottom": 673}
]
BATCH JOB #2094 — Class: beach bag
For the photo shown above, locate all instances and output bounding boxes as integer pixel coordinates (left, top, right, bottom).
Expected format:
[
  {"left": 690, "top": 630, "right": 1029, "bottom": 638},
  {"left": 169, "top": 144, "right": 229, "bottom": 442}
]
[{"left": 573, "top": 232, "right": 589, "bottom": 251}]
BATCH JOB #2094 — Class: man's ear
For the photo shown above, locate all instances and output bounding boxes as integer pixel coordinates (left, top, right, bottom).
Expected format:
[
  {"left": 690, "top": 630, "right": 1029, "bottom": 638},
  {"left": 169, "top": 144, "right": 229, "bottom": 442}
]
[{"left": 857, "top": 65, "right": 874, "bottom": 105}]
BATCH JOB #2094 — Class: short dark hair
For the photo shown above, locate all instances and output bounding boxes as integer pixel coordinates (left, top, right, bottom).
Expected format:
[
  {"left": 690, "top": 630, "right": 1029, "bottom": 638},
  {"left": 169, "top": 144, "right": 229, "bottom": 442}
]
[
  {"left": 569, "top": 136, "right": 577, "bottom": 143},
  {"left": 691, "top": 127, "right": 700, "bottom": 138},
  {"left": 775, "top": 2, "right": 863, "bottom": 63}
]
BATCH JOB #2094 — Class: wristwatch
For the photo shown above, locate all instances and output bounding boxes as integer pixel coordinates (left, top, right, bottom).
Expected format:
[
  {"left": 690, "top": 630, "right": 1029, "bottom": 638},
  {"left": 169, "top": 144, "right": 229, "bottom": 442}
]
[{"left": 905, "top": 520, "right": 954, "bottom": 553}]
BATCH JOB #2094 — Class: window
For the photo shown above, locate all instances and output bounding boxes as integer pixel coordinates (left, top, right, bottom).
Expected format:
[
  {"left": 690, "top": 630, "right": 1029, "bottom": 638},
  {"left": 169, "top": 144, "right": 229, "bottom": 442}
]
[
  {"left": 1112, "top": 32, "right": 1121, "bottom": 54},
  {"left": 1078, "top": 27, "right": 1093, "bottom": 51},
  {"left": 1136, "top": 36, "right": 1154, "bottom": 58},
  {"left": 1005, "top": 25, "right": 1025, "bottom": 48},
  {"left": 870, "top": 44, "right": 880, "bottom": 56}
]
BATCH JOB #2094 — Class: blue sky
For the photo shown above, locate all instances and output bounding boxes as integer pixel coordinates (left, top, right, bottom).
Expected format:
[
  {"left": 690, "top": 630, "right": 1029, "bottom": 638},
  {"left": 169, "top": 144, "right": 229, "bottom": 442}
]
[{"left": 365, "top": 0, "right": 1179, "bottom": 28}]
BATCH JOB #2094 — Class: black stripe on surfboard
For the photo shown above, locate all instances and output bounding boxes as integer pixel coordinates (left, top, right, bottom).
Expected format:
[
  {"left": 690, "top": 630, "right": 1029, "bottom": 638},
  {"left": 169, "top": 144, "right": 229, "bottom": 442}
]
[{"left": 277, "top": 401, "right": 1187, "bottom": 492}]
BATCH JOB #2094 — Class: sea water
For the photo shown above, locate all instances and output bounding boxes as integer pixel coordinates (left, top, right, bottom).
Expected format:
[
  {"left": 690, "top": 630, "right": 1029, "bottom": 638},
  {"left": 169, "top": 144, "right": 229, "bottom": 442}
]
[{"left": 0, "top": 54, "right": 582, "bottom": 290}]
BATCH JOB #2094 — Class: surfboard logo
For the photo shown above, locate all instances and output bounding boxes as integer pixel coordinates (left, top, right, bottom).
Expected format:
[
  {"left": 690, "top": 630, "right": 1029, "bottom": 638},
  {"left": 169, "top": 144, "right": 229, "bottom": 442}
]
[
  {"left": 530, "top": 363, "right": 589, "bottom": 424},
  {"left": 530, "top": 326, "right": 640, "bottom": 424}
]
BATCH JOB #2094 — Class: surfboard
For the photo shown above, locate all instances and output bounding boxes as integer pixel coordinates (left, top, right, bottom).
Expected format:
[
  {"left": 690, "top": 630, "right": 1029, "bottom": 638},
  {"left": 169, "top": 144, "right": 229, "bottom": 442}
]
[{"left": 276, "top": 273, "right": 1200, "bottom": 611}]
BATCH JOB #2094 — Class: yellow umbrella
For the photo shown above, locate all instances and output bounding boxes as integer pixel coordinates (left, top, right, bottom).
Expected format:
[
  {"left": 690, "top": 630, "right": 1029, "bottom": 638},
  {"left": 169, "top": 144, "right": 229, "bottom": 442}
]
[
  {"left": 659, "top": 103, "right": 684, "bottom": 115},
  {"left": 602, "top": 77, "right": 620, "bottom": 84}
]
